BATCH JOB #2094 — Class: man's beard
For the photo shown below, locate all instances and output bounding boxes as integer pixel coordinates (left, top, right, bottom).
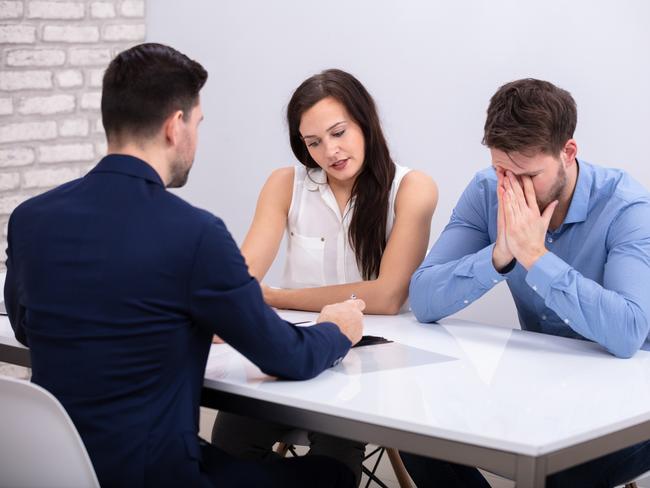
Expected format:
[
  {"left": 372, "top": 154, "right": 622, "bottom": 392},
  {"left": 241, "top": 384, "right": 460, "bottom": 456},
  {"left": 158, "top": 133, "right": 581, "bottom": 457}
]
[
  {"left": 537, "top": 163, "right": 567, "bottom": 212},
  {"left": 167, "top": 159, "right": 190, "bottom": 188},
  {"left": 167, "top": 139, "right": 193, "bottom": 188}
]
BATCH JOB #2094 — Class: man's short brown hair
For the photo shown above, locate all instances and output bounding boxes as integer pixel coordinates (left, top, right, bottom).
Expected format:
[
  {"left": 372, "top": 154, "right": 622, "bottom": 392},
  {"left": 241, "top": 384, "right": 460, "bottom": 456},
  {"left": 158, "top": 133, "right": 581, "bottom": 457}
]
[
  {"left": 482, "top": 78, "right": 577, "bottom": 155},
  {"left": 101, "top": 43, "right": 208, "bottom": 144}
]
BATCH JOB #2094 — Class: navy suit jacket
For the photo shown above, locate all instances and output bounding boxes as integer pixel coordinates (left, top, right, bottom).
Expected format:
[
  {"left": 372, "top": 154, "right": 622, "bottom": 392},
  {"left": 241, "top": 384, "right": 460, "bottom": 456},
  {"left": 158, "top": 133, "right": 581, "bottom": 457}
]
[{"left": 4, "top": 154, "right": 351, "bottom": 487}]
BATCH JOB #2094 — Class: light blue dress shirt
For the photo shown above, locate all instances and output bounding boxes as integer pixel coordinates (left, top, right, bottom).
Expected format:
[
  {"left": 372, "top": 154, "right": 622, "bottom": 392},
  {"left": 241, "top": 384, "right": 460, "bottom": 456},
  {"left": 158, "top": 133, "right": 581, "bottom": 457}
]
[{"left": 410, "top": 160, "right": 650, "bottom": 358}]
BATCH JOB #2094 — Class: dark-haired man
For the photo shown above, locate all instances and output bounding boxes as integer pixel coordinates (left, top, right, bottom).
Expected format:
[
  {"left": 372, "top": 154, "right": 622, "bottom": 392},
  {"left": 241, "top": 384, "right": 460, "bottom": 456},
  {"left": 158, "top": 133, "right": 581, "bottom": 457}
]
[
  {"left": 4, "top": 43, "right": 362, "bottom": 487},
  {"left": 404, "top": 78, "right": 650, "bottom": 486}
]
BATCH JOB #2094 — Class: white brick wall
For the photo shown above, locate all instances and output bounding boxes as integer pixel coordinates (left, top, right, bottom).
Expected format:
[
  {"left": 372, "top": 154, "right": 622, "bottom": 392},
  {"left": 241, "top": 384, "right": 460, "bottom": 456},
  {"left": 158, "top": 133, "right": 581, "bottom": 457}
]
[
  {"left": 18, "top": 94, "right": 75, "bottom": 114},
  {"left": 90, "top": 2, "right": 116, "bottom": 19},
  {"left": 0, "top": 0, "right": 146, "bottom": 269},
  {"left": 6, "top": 48, "right": 66, "bottom": 66},
  {"left": 43, "top": 25, "right": 100, "bottom": 43},
  {"left": 0, "top": 148, "right": 35, "bottom": 167},
  {"left": 0, "top": 97, "right": 12, "bottom": 114},
  {"left": 55, "top": 68, "right": 83, "bottom": 87},
  {"left": 27, "top": 2, "right": 85, "bottom": 20},
  {"left": 0, "top": 70, "right": 52, "bottom": 90},
  {"left": 68, "top": 46, "right": 111, "bottom": 65},
  {"left": 0, "top": 2, "right": 25, "bottom": 20},
  {"left": 0, "top": 24, "right": 36, "bottom": 43}
]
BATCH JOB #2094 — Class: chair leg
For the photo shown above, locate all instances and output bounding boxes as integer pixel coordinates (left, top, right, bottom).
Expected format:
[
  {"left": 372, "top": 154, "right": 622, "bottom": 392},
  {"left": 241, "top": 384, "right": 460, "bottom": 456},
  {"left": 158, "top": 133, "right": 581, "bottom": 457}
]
[
  {"left": 362, "top": 447, "right": 390, "bottom": 488},
  {"left": 275, "top": 442, "right": 290, "bottom": 457},
  {"left": 386, "top": 448, "right": 412, "bottom": 488}
]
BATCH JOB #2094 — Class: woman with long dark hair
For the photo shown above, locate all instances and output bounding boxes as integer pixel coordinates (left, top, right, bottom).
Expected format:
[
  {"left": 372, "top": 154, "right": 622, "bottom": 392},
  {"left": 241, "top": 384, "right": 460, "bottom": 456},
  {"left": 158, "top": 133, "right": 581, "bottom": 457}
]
[
  {"left": 242, "top": 68, "right": 437, "bottom": 313},
  {"left": 211, "top": 69, "right": 438, "bottom": 485}
]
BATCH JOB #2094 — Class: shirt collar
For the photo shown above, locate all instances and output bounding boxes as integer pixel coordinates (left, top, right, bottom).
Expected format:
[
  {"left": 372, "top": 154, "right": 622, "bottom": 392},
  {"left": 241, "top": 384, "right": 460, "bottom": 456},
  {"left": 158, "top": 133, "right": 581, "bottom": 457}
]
[
  {"left": 563, "top": 159, "right": 592, "bottom": 225},
  {"left": 88, "top": 154, "right": 165, "bottom": 187},
  {"left": 304, "top": 166, "right": 355, "bottom": 221},
  {"left": 304, "top": 167, "right": 328, "bottom": 192}
]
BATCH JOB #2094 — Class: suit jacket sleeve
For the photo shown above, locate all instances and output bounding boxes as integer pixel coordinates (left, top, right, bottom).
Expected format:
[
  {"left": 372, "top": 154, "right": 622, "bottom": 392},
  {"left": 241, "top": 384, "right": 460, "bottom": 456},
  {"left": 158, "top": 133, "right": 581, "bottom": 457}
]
[
  {"left": 4, "top": 213, "right": 28, "bottom": 347},
  {"left": 188, "top": 216, "right": 351, "bottom": 380}
]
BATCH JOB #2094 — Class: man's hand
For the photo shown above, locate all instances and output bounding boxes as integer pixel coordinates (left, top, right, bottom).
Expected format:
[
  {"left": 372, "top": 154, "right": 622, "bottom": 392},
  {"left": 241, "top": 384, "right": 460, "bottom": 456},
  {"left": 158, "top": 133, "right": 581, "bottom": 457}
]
[
  {"left": 502, "top": 171, "right": 558, "bottom": 269},
  {"left": 317, "top": 299, "right": 365, "bottom": 345},
  {"left": 492, "top": 167, "right": 515, "bottom": 271}
]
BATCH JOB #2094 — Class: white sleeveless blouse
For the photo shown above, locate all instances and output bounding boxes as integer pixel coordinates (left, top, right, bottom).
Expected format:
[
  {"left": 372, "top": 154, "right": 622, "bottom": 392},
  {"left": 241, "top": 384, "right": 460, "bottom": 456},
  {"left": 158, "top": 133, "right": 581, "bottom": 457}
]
[{"left": 281, "top": 164, "right": 411, "bottom": 288}]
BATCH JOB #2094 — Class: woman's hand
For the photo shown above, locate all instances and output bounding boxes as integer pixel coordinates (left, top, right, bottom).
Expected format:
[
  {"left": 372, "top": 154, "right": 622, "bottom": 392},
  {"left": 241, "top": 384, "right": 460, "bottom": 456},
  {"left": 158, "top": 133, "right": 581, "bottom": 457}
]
[{"left": 260, "top": 282, "right": 282, "bottom": 308}]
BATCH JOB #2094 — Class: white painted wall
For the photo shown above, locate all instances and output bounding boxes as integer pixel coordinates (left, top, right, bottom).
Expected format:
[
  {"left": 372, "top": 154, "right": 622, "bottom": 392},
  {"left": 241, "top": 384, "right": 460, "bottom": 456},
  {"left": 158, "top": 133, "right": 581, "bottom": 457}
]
[{"left": 147, "top": 0, "right": 650, "bottom": 328}]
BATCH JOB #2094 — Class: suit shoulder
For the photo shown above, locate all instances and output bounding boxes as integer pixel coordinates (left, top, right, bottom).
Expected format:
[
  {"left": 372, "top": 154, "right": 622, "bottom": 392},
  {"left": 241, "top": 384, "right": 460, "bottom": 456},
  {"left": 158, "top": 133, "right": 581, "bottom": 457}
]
[
  {"left": 160, "top": 190, "right": 214, "bottom": 220},
  {"left": 161, "top": 191, "right": 227, "bottom": 233},
  {"left": 11, "top": 178, "right": 82, "bottom": 220}
]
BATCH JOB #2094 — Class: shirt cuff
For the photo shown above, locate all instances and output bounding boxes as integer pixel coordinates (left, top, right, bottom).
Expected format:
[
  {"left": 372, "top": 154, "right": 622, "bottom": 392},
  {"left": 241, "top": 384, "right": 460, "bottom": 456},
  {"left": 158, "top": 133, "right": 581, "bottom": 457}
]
[
  {"left": 472, "top": 244, "right": 509, "bottom": 288},
  {"left": 525, "top": 252, "right": 571, "bottom": 299}
]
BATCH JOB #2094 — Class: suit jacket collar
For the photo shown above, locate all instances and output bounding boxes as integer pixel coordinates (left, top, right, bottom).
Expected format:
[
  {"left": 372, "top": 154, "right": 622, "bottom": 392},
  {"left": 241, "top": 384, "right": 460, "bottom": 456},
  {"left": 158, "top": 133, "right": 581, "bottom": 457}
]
[{"left": 89, "top": 154, "right": 165, "bottom": 187}]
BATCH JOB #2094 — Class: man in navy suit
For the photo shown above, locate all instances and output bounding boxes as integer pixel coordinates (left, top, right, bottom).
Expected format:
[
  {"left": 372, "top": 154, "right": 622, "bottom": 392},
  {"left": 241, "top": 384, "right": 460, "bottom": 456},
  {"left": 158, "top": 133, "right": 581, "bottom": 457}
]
[{"left": 4, "top": 43, "right": 364, "bottom": 488}]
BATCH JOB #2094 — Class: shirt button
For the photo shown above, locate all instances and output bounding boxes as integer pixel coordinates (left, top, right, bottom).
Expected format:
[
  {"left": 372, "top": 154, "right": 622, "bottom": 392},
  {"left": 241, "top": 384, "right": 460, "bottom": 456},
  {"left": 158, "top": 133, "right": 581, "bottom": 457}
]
[
  {"left": 547, "top": 237, "right": 554, "bottom": 243},
  {"left": 532, "top": 285, "right": 538, "bottom": 291},
  {"left": 541, "top": 315, "right": 547, "bottom": 320},
  {"left": 492, "top": 279, "right": 499, "bottom": 284},
  {"left": 564, "top": 318, "right": 570, "bottom": 324},
  {"left": 463, "top": 299, "right": 469, "bottom": 304},
  {"left": 320, "top": 237, "right": 325, "bottom": 242}
]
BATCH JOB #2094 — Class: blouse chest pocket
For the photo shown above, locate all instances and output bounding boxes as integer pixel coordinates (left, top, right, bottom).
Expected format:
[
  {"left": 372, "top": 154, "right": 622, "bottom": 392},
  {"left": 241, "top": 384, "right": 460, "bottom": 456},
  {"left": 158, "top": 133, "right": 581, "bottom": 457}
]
[{"left": 287, "top": 231, "right": 326, "bottom": 286}]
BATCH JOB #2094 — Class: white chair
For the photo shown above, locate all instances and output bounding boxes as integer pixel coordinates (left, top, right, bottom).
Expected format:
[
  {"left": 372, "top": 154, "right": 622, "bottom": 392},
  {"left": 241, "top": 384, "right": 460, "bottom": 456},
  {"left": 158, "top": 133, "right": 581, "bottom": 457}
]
[{"left": 0, "top": 375, "right": 100, "bottom": 488}]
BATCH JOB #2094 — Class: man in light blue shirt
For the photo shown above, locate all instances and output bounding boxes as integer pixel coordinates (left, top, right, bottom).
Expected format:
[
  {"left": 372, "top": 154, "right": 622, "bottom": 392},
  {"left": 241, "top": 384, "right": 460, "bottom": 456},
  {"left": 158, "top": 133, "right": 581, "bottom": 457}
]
[{"left": 402, "top": 79, "right": 650, "bottom": 487}]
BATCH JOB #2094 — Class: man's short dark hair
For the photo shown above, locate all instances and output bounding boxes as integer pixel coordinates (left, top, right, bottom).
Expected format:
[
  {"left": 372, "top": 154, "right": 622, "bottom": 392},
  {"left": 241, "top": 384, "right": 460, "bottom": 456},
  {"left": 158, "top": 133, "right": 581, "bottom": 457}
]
[
  {"left": 482, "top": 78, "right": 577, "bottom": 155},
  {"left": 101, "top": 43, "right": 208, "bottom": 144}
]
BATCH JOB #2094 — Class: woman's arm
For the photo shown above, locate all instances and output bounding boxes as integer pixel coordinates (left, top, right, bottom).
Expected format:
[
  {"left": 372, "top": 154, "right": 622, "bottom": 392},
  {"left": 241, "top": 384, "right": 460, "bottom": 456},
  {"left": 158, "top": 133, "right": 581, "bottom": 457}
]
[
  {"left": 240, "top": 167, "right": 294, "bottom": 280},
  {"left": 264, "top": 170, "right": 438, "bottom": 314}
]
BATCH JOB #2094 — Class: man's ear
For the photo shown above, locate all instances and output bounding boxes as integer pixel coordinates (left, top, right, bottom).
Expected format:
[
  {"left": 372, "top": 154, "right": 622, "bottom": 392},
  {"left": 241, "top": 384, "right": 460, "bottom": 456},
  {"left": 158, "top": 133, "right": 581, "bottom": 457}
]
[
  {"left": 562, "top": 139, "right": 578, "bottom": 166},
  {"left": 163, "top": 110, "right": 184, "bottom": 147}
]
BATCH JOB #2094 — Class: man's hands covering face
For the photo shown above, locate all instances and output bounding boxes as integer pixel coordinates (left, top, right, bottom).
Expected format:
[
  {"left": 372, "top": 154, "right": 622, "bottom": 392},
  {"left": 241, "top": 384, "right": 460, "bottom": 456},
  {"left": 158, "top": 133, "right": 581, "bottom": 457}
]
[{"left": 493, "top": 168, "right": 558, "bottom": 271}]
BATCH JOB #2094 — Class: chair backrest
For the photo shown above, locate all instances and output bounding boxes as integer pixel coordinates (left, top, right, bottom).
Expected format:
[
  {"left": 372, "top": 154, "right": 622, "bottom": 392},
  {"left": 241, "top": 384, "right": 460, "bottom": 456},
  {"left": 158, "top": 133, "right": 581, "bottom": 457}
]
[{"left": 0, "top": 375, "right": 100, "bottom": 488}]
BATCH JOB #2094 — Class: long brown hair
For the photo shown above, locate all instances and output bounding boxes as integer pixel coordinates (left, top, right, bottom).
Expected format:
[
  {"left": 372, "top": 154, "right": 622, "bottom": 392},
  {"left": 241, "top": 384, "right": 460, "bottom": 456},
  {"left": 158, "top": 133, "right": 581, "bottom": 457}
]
[{"left": 287, "top": 69, "right": 396, "bottom": 280}]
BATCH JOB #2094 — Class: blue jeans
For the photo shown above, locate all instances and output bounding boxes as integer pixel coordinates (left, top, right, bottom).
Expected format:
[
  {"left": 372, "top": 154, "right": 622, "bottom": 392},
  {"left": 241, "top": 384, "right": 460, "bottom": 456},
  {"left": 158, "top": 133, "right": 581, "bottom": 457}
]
[{"left": 400, "top": 439, "right": 650, "bottom": 488}]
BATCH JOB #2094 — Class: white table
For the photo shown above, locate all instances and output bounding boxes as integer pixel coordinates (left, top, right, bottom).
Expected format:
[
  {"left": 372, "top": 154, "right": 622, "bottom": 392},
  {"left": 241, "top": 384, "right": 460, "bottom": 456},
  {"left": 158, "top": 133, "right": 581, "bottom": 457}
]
[
  {"left": 201, "top": 310, "right": 650, "bottom": 487},
  {"left": 3, "top": 311, "right": 650, "bottom": 487}
]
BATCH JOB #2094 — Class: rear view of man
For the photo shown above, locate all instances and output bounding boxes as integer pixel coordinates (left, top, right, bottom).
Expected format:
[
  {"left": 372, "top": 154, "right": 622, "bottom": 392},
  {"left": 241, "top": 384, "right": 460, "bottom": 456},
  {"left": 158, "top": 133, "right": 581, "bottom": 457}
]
[{"left": 4, "top": 43, "right": 363, "bottom": 488}]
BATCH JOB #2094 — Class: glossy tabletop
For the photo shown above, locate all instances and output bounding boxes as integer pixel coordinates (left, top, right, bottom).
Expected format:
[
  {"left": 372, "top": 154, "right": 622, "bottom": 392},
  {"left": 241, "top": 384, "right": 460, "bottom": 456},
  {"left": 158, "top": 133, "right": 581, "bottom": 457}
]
[
  {"left": 3, "top": 309, "right": 650, "bottom": 486},
  {"left": 203, "top": 310, "right": 650, "bottom": 458}
]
